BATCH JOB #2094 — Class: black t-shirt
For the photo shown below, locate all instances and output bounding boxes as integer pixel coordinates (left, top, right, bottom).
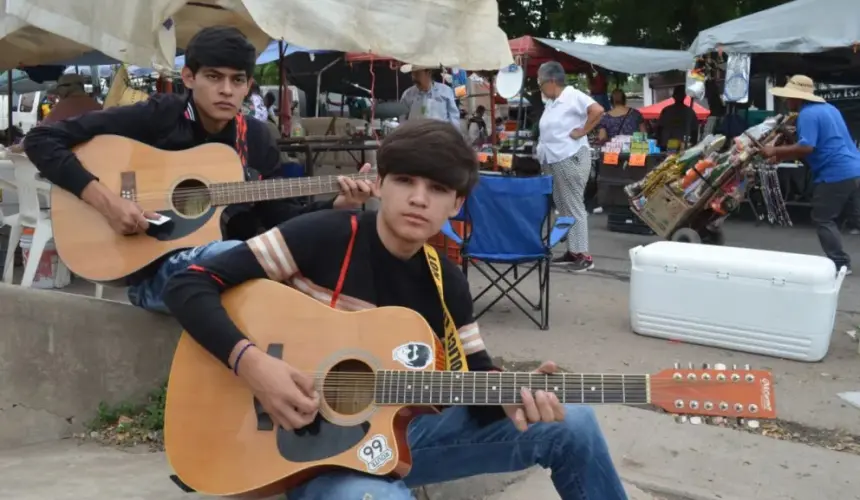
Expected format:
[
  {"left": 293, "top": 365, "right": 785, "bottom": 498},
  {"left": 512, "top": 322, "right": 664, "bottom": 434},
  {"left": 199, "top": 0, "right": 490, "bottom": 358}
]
[
  {"left": 23, "top": 93, "right": 333, "bottom": 242},
  {"left": 164, "top": 209, "right": 502, "bottom": 423}
]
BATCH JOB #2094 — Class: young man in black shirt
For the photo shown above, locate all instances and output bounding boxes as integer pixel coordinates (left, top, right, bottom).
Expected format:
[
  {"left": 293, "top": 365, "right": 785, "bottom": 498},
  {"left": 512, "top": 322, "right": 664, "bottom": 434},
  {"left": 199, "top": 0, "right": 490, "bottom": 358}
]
[
  {"left": 23, "top": 27, "right": 374, "bottom": 313},
  {"left": 163, "top": 119, "right": 627, "bottom": 500}
]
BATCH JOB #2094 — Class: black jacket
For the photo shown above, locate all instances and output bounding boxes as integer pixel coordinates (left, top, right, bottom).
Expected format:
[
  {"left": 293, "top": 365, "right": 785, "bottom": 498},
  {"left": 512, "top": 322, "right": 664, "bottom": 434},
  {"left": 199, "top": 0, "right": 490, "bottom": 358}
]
[{"left": 24, "top": 93, "right": 333, "bottom": 242}]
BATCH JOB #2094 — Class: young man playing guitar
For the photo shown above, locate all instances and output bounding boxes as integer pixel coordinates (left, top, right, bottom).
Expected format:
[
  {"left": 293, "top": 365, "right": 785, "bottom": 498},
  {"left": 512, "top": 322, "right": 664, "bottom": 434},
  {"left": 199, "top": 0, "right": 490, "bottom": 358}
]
[
  {"left": 163, "top": 119, "right": 628, "bottom": 499},
  {"left": 23, "top": 26, "right": 374, "bottom": 313}
]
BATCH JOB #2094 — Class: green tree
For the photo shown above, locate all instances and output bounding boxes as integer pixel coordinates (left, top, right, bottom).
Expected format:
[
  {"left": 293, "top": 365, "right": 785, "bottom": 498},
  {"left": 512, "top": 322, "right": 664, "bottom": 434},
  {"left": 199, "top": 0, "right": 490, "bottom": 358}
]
[{"left": 552, "top": 0, "right": 791, "bottom": 49}]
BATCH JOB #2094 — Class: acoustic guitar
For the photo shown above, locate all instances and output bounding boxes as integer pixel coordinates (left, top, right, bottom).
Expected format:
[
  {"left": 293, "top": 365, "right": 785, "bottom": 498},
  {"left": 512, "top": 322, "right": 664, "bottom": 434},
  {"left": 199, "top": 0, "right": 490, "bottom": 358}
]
[
  {"left": 50, "top": 135, "right": 377, "bottom": 284},
  {"left": 164, "top": 280, "right": 777, "bottom": 498}
]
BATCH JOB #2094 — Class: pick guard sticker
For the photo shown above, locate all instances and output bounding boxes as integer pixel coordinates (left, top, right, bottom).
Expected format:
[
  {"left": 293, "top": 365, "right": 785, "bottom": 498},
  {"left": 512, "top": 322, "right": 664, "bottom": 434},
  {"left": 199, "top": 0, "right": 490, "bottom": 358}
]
[
  {"left": 357, "top": 434, "right": 394, "bottom": 472},
  {"left": 392, "top": 342, "right": 433, "bottom": 370}
]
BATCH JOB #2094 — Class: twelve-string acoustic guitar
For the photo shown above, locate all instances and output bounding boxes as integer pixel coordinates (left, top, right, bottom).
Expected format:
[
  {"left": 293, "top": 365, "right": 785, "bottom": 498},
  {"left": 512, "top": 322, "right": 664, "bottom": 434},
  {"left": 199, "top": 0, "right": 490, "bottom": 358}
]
[
  {"left": 164, "top": 280, "right": 777, "bottom": 498},
  {"left": 50, "top": 135, "right": 376, "bottom": 284}
]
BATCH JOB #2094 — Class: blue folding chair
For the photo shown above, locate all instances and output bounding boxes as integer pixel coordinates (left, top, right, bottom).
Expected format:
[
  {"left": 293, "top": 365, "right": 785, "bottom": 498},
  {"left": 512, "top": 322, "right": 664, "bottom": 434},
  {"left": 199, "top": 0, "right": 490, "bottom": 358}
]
[{"left": 441, "top": 174, "right": 574, "bottom": 330}]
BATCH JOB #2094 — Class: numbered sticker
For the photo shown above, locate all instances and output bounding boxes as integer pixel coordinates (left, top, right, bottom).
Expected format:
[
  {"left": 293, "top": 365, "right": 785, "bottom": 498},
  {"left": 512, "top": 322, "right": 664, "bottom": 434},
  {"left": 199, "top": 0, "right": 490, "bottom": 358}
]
[
  {"left": 392, "top": 342, "right": 433, "bottom": 370},
  {"left": 357, "top": 434, "right": 394, "bottom": 472}
]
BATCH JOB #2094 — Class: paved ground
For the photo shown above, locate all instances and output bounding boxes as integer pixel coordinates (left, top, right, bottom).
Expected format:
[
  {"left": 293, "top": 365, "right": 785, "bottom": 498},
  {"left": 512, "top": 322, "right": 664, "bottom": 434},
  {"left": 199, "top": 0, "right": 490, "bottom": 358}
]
[
  {"left": 3, "top": 404, "right": 859, "bottom": 499},
  {"left": 9, "top": 213, "right": 860, "bottom": 499}
]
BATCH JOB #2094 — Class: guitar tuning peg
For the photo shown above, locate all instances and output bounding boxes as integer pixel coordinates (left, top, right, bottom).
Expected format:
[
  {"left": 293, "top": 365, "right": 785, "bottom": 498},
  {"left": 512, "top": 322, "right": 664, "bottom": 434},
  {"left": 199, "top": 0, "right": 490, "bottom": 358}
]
[
  {"left": 674, "top": 415, "right": 689, "bottom": 424},
  {"left": 714, "top": 363, "right": 727, "bottom": 370},
  {"left": 673, "top": 362, "right": 680, "bottom": 369},
  {"left": 687, "top": 362, "right": 694, "bottom": 369},
  {"left": 732, "top": 364, "right": 738, "bottom": 370},
  {"left": 745, "top": 419, "right": 760, "bottom": 429},
  {"left": 702, "top": 362, "right": 711, "bottom": 369},
  {"left": 710, "top": 416, "right": 725, "bottom": 425},
  {"left": 689, "top": 416, "right": 703, "bottom": 425},
  {"left": 743, "top": 364, "right": 751, "bottom": 370}
]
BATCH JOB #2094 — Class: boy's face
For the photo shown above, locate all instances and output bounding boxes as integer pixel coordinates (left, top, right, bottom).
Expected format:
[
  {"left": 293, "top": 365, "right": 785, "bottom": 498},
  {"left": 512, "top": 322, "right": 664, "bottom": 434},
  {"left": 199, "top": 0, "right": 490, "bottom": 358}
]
[
  {"left": 377, "top": 174, "right": 464, "bottom": 244},
  {"left": 181, "top": 66, "right": 250, "bottom": 122}
]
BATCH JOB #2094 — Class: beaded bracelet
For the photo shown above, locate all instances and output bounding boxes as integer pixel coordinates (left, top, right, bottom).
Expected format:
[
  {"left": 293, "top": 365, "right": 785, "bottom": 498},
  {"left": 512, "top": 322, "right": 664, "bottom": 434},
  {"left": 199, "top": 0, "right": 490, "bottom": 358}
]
[{"left": 233, "top": 342, "right": 256, "bottom": 375}]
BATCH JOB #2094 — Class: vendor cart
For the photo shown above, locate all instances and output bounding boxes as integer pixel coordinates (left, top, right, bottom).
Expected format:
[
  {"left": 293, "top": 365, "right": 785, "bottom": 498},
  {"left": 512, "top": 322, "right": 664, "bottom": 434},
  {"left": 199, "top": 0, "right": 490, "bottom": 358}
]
[{"left": 626, "top": 114, "right": 796, "bottom": 244}]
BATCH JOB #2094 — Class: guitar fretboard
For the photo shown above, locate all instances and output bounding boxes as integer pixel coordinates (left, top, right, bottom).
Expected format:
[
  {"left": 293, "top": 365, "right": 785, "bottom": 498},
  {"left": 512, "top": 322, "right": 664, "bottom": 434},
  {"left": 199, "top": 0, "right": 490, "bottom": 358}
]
[
  {"left": 373, "top": 371, "right": 649, "bottom": 406},
  {"left": 209, "top": 173, "right": 377, "bottom": 205}
]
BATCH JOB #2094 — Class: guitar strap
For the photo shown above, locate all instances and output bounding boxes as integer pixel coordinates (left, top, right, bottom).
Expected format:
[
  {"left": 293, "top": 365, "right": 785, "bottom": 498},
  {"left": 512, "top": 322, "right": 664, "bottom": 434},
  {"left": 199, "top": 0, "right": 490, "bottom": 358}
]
[
  {"left": 330, "top": 214, "right": 359, "bottom": 308},
  {"left": 234, "top": 114, "right": 249, "bottom": 172},
  {"left": 423, "top": 244, "right": 469, "bottom": 373}
]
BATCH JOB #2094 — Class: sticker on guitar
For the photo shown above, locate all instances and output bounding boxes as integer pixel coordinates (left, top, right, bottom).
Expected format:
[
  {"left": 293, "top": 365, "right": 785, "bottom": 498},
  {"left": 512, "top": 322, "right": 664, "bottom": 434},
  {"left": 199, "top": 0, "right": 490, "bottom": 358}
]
[
  {"left": 392, "top": 342, "right": 433, "bottom": 370},
  {"left": 357, "top": 434, "right": 394, "bottom": 472}
]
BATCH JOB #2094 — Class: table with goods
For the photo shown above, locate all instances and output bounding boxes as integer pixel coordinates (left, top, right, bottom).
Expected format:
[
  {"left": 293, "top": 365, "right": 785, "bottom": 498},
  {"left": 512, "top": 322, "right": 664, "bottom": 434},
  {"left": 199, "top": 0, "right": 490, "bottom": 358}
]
[
  {"left": 624, "top": 114, "right": 796, "bottom": 244},
  {"left": 596, "top": 133, "right": 666, "bottom": 234}
]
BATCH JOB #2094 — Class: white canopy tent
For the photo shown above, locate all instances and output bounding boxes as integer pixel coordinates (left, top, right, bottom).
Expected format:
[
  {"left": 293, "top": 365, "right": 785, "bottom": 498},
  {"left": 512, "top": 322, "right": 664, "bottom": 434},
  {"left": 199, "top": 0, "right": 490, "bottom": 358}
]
[
  {"left": 688, "top": 0, "right": 860, "bottom": 55},
  {"left": 1, "top": 0, "right": 513, "bottom": 72},
  {"left": 536, "top": 38, "right": 694, "bottom": 74}
]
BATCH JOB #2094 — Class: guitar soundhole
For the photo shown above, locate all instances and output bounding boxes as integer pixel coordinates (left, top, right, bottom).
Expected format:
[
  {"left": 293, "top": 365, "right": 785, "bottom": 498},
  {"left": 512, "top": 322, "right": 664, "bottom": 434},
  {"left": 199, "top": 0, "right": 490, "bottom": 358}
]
[
  {"left": 171, "top": 179, "right": 211, "bottom": 218},
  {"left": 324, "top": 359, "right": 375, "bottom": 416}
]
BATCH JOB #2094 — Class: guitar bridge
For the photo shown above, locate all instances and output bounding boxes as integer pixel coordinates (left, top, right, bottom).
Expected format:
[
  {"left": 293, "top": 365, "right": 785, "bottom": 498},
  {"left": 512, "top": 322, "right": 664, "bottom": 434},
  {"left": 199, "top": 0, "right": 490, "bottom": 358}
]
[{"left": 120, "top": 172, "right": 136, "bottom": 201}]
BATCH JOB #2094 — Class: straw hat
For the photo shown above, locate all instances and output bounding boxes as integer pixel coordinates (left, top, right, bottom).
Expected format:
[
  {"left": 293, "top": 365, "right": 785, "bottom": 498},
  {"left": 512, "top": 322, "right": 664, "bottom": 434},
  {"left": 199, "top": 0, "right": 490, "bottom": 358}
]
[
  {"left": 770, "top": 75, "right": 825, "bottom": 103},
  {"left": 400, "top": 64, "right": 437, "bottom": 73}
]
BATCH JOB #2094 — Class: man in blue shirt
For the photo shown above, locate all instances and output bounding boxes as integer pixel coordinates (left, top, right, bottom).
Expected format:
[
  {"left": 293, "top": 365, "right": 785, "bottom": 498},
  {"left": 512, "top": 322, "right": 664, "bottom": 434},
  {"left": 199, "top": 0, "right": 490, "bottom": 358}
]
[
  {"left": 399, "top": 64, "right": 461, "bottom": 130},
  {"left": 762, "top": 75, "right": 860, "bottom": 273}
]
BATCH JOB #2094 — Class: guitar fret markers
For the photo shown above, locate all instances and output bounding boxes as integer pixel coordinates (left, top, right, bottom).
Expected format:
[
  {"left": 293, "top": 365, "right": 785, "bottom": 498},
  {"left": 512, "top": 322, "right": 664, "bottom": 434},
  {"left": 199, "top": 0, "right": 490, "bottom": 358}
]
[
  {"left": 208, "top": 174, "right": 378, "bottom": 205},
  {"left": 371, "top": 371, "right": 649, "bottom": 406}
]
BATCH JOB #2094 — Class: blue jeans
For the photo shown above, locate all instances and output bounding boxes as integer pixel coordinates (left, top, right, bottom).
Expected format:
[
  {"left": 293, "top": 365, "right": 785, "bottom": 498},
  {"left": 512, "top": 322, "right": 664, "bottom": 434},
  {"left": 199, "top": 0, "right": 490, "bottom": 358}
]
[
  {"left": 287, "top": 405, "right": 627, "bottom": 500},
  {"left": 127, "top": 241, "right": 243, "bottom": 313}
]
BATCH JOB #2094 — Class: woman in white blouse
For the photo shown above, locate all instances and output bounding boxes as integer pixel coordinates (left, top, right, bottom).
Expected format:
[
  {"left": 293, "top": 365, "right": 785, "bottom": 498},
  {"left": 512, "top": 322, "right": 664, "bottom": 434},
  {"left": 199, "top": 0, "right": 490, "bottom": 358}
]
[{"left": 536, "top": 61, "right": 605, "bottom": 271}]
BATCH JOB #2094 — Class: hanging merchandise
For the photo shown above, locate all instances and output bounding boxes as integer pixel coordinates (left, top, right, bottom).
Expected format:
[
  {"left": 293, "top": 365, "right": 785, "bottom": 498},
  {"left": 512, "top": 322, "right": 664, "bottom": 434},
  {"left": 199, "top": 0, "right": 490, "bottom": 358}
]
[
  {"left": 753, "top": 164, "right": 792, "bottom": 227},
  {"left": 723, "top": 53, "right": 751, "bottom": 104}
]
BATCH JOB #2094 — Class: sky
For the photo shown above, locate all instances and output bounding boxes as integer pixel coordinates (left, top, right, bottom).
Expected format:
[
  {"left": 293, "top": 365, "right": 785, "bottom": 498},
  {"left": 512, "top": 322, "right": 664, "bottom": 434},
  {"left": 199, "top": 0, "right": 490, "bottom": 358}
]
[{"left": 575, "top": 34, "right": 608, "bottom": 45}]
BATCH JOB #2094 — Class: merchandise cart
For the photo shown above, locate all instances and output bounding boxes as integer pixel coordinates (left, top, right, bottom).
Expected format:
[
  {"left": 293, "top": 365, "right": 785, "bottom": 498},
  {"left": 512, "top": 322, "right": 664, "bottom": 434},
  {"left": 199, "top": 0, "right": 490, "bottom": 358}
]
[{"left": 625, "top": 114, "right": 796, "bottom": 244}]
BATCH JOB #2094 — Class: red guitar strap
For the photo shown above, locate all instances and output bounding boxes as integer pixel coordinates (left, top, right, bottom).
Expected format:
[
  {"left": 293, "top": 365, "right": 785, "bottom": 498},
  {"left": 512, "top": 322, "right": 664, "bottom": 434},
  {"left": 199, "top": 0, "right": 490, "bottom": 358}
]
[
  {"left": 234, "top": 114, "right": 249, "bottom": 170},
  {"left": 330, "top": 214, "right": 359, "bottom": 308}
]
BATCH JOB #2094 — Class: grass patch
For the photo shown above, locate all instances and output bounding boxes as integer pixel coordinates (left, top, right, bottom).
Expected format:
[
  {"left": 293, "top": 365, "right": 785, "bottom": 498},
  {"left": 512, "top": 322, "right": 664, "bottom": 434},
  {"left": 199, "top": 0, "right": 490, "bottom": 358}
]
[{"left": 80, "top": 381, "right": 167, "bottom": 450}]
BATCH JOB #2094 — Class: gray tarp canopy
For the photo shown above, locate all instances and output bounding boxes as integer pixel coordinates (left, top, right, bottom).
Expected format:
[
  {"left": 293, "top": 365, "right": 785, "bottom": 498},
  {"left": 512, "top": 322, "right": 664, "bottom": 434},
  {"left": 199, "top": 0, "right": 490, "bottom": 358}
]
[
  {"left": 689, "top": 0, "right": 860, "bottom": 55},
  {"left": 535, "top": 38, "right": 693, "bottom": 74}
]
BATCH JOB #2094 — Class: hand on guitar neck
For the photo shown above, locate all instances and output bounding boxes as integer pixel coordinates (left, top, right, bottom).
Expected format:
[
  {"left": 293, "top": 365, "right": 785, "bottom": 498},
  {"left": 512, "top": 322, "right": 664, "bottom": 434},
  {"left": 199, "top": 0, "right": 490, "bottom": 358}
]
[
  {"left": 503, "top": 361, "right": 566, "bottom": 431},
  {"left": 81, "top": 181, "right": 160, "bottom": 235},
  {"left": 231, "top": 340, "right": 321, "bottom": 430}
]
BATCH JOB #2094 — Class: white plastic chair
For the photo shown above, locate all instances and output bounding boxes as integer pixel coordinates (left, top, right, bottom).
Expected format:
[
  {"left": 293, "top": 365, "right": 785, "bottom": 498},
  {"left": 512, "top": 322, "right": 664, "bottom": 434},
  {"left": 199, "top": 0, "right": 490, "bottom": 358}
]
[{"left": 1, "top": 156, "right": 103, "bottom": 298}]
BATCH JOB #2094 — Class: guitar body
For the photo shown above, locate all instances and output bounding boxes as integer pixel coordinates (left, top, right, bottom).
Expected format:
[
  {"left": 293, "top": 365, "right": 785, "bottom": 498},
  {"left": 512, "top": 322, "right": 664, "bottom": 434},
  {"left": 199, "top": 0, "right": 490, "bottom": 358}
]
[
  {"left": 165, "top": 280, "right": 444, "bottom": 498},
  {"left": 51, "top": 135, "right": 244, "bottom": 283}
]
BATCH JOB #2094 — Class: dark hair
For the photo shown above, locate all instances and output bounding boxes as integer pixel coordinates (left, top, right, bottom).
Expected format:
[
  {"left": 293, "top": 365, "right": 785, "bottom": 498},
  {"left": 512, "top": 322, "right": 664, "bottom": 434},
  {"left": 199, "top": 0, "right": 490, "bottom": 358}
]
[
  {"left": 475, "top": 105, "right": 486, "bottom": 114},
  {"left": 184, "top": 26, "right": 256, "bottom": 77},
  {"left": 673, "top": 85, "right": 686, "bottom": 101},
  {"left": 378, "top": 119, "right": 478, "bottom": 196},
  {"left": 264, "top": 92, "right": 276, "bottom": 106},
  {"left": 611, "top": 88, "right": 626, "bottom": 105}
]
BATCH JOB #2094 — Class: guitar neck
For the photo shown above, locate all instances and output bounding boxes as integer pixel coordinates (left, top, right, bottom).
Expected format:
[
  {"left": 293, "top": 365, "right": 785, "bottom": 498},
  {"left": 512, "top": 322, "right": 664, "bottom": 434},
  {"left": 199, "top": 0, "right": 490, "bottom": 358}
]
[
  {"left": 373, "top": 371, "right": 650, "bottom": 406},
  {"left": 209, "top": 173, "right": 378, "bottom": 205}
]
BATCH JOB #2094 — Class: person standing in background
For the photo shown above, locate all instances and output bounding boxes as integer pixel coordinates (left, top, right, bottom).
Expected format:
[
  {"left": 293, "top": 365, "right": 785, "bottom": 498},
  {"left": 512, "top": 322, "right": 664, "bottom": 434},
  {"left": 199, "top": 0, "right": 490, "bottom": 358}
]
[
  {"left": 762, "top": 75, "right": 860, "bottom": 274},
  {"left": 40, "top": 74, "right": 102, "bottom": 125},
  {"left": 655, "top": 85, "right": 699, "bottom": 151},
  {"left": 536, "top": 61, "right": 605, "bottom": 271},
  {"left": 467, "top": 105, "right": 489, "bottom": 145},
  {"left": 597, "top": 89, "right": 647, "bottom": 143},
  {"left": 399, "top": 65, "right": 460, "bottom": 130}
]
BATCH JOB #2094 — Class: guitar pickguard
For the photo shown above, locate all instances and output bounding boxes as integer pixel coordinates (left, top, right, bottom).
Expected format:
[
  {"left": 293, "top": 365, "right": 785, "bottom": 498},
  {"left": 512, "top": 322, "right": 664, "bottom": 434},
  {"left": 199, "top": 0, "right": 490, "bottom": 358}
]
[
  {"left": 276, "top": 416, "right": 371, "bottom": 463},
  {"left": 259, "top": 343, "right": 372, "bottom": 463}
]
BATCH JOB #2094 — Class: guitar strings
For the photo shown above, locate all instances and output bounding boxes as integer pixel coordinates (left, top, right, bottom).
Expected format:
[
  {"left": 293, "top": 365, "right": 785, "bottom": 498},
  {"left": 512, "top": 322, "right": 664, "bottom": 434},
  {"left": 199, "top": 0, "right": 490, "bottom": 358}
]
[{"left": 123, "top": 174, "right": 378, "bottom": 204}]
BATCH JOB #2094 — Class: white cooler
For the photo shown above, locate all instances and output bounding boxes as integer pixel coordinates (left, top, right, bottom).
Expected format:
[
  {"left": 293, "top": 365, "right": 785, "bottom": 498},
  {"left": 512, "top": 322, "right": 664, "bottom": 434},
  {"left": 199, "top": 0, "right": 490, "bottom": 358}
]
[{"left": 629, "top": 241, "right": 847, "bottom": 362}]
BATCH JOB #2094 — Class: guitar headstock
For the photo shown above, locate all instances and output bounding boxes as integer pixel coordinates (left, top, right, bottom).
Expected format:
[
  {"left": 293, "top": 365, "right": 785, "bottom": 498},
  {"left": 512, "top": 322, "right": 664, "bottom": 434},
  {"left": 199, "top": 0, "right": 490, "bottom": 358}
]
[{"left": 650, "top": 362, "right": 776, "bottom": 421}]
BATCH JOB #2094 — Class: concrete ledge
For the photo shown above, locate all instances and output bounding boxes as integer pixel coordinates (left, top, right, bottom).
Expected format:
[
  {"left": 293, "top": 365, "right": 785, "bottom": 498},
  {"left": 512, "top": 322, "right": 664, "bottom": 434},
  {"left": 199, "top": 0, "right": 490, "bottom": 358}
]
[{"left": 0, "top": 284, "right": 179, "bottom": 449}]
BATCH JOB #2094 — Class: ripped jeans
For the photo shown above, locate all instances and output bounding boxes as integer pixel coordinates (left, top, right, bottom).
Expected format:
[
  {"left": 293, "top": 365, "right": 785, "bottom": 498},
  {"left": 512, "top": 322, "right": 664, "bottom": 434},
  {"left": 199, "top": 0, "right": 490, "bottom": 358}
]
[
  {"left": 286, "top": 406, "right": 627, "bottom": 500},
  {"left": 127, "top": 240, "right": 243, "bottom": 313}
]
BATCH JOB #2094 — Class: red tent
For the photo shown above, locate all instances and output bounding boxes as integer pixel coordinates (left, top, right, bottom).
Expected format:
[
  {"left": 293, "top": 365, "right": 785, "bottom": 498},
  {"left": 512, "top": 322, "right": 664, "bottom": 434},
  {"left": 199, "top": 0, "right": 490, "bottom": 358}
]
[{"left": 639, "top": 97, "right": 710, "bottom": 121}]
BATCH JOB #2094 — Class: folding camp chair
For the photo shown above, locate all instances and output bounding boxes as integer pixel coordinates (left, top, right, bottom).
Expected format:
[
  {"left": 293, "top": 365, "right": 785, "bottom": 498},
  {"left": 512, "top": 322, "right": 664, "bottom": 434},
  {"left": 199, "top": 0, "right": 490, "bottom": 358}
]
[{"left": 441, "top": 174, "right": 574, "bottom": 330}]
